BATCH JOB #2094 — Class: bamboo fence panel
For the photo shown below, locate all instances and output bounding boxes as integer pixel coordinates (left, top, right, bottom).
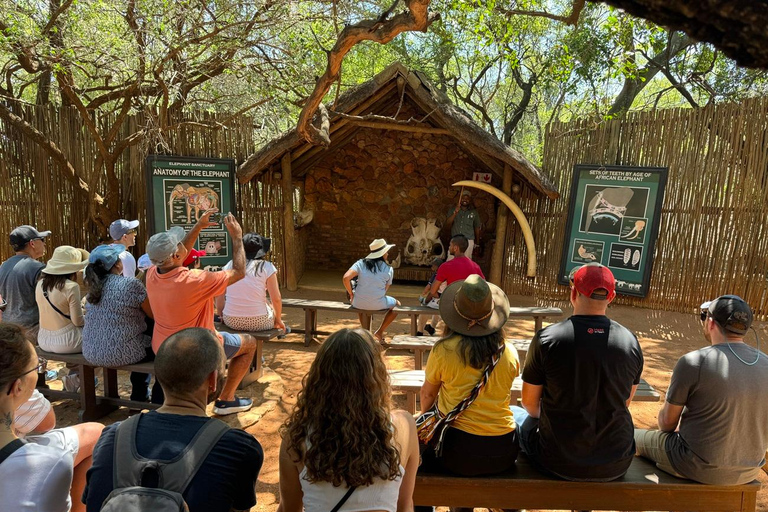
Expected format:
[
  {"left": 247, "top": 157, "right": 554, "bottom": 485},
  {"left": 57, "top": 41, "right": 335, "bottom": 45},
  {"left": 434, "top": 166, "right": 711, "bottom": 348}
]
[
  {"left": 502, "top": 97, "right": 768, "bottom": 319},
  {"left": 0, "top": 105, "right": 288, "bottom": 283}
]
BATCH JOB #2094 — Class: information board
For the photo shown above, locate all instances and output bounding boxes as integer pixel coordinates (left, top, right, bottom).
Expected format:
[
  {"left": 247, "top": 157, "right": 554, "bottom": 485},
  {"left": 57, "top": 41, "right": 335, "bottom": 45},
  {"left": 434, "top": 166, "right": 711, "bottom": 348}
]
[
  {"left": 145, "top": 155, "right": 236, "bottom": 270},
  {"left": 558, "top": 164, "right": 667, "bottom": 297}
]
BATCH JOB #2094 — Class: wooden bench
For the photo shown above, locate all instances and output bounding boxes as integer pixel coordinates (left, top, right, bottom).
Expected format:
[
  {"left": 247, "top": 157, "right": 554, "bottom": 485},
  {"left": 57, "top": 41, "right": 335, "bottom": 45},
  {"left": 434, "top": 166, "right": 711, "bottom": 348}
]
[
  {"left": 282, "top": 298, "right": 562, "bottom": 346},
  {"left": 387, "top": 369, "right": 660, "bottom": 413},
  {"left": 387, "top": 335, "right": 530, "bottom": 370},
  {"left": 36, "top": 328, "right": 279, "bottom": 421},
  {"left": 414, "top": 454, "right": 760, "bottom": 511}
]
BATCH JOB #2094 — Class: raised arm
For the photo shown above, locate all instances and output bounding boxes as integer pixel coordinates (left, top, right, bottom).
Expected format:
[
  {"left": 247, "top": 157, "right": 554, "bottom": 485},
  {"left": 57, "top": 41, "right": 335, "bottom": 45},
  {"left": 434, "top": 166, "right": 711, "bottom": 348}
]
[
  {"left": 182, "top": 208, "right": 219, "bottom": 253},
  {"left": 221, "top": 214, "right": 246, "bottom": 286}
]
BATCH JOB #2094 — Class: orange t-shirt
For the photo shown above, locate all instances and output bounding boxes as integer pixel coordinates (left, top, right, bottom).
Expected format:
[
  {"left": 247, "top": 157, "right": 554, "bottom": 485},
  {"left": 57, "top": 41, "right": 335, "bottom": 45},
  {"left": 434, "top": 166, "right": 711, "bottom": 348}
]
[{"left": 146, "top": 266, "right": 229, "bottom": 352}]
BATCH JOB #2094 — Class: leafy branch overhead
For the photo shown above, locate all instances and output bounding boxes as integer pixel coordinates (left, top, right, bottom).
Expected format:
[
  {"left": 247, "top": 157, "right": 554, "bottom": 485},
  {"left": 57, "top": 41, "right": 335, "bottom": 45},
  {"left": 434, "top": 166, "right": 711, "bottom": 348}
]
[{"left": 296, "top": 0, "right": 439, "bottom": 146}]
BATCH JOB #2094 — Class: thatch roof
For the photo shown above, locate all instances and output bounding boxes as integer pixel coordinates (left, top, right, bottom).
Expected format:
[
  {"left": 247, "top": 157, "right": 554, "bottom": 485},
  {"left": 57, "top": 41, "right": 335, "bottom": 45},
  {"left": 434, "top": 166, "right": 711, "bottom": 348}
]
[{"left": 238, "top": 62, "right": 559, "bottom": 199}]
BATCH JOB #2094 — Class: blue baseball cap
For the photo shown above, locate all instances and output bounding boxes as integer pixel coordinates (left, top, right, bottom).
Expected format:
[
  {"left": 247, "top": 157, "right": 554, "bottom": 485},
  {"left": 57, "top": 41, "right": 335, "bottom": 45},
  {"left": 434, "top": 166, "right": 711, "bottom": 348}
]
[
  {"left": 89, "top": 244, "right": 125, "bottom": 269},
  {"left": 109, "top": 219, "right": 139, "bottom": 240}
]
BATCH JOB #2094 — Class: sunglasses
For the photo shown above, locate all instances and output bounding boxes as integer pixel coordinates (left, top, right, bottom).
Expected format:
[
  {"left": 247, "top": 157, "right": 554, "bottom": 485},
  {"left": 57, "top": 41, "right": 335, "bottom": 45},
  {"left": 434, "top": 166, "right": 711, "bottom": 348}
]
[
  {"left": 0, "top": 297, "right": 6, "bottom": 312},
  {"left": 126, "top": 229, "right": 138, "bottom": 235},
  {"left": 700, "top": 310, "right": 710, "bottom": 323},
  {"left": 6, "top": 357, "right": 47, "bottom": 395}
]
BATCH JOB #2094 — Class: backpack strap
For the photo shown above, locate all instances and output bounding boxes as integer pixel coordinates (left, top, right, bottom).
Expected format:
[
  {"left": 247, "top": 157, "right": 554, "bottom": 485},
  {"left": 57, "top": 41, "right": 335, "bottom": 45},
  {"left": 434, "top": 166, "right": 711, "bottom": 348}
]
[
  {"left": 43, "top": 289, "right": 71, "bottom": 320},
  {"left": 156, "top": 418, "right": 230, "bottom": 493},
  {"left": 113, "top": 414, "right": 230, "bottom": 493},
  {"left": 0, "top": 439, "right": 25, "bottom": 465}
]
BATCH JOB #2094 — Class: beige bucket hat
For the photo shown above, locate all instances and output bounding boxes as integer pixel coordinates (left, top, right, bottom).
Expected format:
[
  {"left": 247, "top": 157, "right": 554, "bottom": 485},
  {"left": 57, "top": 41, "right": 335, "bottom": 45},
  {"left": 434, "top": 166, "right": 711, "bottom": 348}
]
[{"left": 42, "top": 246, "right": 90, "bottom": 275}]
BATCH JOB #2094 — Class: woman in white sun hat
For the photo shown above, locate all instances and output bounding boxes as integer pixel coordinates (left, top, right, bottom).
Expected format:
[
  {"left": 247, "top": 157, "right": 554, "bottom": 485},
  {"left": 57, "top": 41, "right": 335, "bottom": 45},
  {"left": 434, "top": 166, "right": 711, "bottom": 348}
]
[
  {"left": 343, "top": 239, "right": 400, "bottom": 343},
  {"left": 35, "top": 245, "right": 89, "bottom": 356}
]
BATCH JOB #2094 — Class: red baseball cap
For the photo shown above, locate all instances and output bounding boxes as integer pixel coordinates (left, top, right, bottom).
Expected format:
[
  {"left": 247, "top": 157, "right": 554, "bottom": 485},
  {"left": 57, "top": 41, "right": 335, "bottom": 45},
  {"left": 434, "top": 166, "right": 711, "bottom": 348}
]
[
  {"left": 569, "top": 263, "right": 615, "bottom": 300},
  {"left": 183, "top": 248, "right": 207, "bottom": 267}
]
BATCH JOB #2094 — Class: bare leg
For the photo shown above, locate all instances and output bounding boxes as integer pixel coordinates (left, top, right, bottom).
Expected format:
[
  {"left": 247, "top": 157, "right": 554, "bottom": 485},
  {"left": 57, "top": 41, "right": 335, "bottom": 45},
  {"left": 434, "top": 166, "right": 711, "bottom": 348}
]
[
  {"left": 357, "top": 312, "right": 365, "bottom": 327},
  {"left": 417, "top": 314, "right": 428, "bottom": 332},
  {"left": 70, "top": 422, "right": 104, "bottom": 512},
  {"left": 220, "top": 334, "right": 257, "bottom": 401},
  {"left": 374, "top": 308, "right": 398, "bottom": 342}
]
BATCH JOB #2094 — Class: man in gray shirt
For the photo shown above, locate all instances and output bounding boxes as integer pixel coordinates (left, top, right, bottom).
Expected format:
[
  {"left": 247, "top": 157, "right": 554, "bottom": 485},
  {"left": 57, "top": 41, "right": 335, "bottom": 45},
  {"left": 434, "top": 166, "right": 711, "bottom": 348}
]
[
  {"left": 635, "top": 295, "right": 768, "bottom": 485},
  {"left": 0, "top": 225, "right": 50, "bottom": 341},
  {"left": 445, "top": 190, "right": 481, "bottom": 260}
]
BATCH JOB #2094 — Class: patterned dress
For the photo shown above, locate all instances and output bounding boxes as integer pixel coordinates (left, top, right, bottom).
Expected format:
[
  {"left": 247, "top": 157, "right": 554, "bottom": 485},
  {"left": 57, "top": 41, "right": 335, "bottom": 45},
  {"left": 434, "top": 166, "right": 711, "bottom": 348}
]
[{"left": 82, "top": 275, "right": 150, "bottom": 367}]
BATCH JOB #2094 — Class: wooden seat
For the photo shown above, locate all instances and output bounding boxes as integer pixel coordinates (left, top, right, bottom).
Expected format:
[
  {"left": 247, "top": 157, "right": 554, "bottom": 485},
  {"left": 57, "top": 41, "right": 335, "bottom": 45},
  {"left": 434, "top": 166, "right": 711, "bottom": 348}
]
[
  {"left": 415, "top": 454, "right": 760, "bottom": 511},
  {"left": 282, "top": 298, "right": 562, "bottom": 346},
  {"left": 35, "top": 328, "right": 276, "bottom": 420},
  {"left": 387, "top": 335, "right": 531, "bottom": 369},
  {"left": 388, "top": 369, "right": 660, "bottom": 413}
]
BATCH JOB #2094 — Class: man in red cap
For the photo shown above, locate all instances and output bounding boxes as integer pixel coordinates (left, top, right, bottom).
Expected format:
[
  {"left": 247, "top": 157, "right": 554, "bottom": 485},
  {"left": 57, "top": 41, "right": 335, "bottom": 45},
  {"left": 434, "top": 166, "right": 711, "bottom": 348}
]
[
  {"left": 512, "top": 263, "right": 644, "bottom": 481},
  {"left": 183, "top": 248, "right": 207, "bottom": 269}
]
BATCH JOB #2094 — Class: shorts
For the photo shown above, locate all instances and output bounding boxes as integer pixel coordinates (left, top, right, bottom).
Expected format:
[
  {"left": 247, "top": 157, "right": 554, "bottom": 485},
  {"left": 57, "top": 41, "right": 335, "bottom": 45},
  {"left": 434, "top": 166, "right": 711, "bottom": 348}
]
[
  {"left": 220, "top": 331, "right": 242, "bottom": 359},
  {"left": 223, "top": 308, "right": 274, "bottom": 332}
]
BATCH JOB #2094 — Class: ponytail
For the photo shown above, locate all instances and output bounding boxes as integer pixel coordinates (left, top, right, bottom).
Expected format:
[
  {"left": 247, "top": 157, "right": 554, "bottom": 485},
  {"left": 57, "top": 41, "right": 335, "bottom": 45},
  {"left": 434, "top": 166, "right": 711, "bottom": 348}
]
[{"left": 84, "top": 261, "right": 111, "bottom": 304}]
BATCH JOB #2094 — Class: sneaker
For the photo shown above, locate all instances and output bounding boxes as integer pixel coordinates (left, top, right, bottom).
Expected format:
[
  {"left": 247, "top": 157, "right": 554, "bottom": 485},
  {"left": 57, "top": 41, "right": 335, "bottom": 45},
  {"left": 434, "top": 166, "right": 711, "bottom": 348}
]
[
  {"left": 424, "top": 324, "right": 436, "bottom": 335},
  {"left": 416, "top": 331, "right": 424, "bottom": 337},
  {"left": 61, "top": 374, "right": 98, "bottom": 393},
  {"left": 277, "top": 325, "right": 291, "bottom": 340},
  {"left": 45, "top": 370, "right": 58, "bottom": 382},
  {"left": 62, "top": 374, "right": 80, "bottom": 393},
  {"left": 213, "top": 397, "right": 253, "bottom": 415}
]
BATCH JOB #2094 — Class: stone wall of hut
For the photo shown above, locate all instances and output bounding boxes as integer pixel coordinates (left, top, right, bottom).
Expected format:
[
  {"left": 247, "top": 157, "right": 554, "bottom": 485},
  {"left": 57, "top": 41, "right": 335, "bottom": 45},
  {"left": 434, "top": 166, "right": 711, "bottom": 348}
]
[{"left": 302, "top": 126, "right": 501, "bottom": 270}]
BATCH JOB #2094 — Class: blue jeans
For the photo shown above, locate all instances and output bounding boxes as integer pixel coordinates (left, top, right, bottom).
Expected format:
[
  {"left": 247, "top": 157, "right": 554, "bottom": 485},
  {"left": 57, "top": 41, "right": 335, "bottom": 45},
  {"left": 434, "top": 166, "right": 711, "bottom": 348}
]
[{"left": 511, "top": 406, "right": 538, "bottom": 456}]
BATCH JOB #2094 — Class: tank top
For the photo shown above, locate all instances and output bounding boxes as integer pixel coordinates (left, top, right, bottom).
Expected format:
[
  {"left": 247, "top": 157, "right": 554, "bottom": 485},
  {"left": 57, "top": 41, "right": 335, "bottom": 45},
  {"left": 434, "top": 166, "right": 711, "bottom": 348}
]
[{"left": 299, "top": 464, "right": 404, "bottom": 512}]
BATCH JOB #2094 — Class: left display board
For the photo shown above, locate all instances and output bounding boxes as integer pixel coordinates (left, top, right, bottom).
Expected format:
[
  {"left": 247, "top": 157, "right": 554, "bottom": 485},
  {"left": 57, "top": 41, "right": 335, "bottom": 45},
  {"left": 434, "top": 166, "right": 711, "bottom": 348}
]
[{"left": 145, "top": 155, "right": 236, "bottom": 270}]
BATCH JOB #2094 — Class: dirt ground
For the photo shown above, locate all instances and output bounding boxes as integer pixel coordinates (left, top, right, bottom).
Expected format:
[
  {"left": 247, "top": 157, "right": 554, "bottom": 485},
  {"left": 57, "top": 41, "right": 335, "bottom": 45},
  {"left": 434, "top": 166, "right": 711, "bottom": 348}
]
[{"left": 53, "top": 286, "right": 768, "bottom": 512}]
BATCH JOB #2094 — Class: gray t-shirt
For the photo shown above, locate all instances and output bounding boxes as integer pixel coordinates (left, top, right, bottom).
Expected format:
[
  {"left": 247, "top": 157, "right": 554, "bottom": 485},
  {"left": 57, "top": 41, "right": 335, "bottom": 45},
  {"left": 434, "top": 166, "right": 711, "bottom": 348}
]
[
  {"left": 0, "top": 254, "right": 45, "bottom": 327},
  {"left": 666, "top": 343, "right": 768, "bottom": 485},
  {"left": 447, "top": 206, "right": 481, "bottom": 239}
]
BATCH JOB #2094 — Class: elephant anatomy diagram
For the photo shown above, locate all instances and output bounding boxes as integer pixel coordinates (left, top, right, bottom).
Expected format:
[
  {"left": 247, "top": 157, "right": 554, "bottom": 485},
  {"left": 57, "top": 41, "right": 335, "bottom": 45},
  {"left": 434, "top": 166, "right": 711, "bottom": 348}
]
[{"left": 167, "top": 183, "right": 221, "bottom": 224}]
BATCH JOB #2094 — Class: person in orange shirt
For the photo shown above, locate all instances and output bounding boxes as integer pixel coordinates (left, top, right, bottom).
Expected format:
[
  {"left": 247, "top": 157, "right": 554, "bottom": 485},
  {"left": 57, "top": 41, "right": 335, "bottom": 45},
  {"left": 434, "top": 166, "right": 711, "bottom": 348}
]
[{"left": 145, "top": 210, "right": 257, "bottom": 415}]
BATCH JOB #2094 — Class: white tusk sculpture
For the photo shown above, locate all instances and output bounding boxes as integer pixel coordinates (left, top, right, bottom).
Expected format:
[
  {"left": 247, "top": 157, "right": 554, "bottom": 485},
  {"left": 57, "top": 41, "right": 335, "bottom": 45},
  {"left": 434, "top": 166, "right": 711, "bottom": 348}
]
[{"left": 453, "top": 180, "right": 537, "bottom": 277}]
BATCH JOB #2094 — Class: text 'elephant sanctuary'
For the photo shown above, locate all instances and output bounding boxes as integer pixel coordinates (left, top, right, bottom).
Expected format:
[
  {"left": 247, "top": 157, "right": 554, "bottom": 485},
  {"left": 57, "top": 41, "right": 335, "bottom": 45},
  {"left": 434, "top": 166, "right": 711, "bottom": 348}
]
[{"left": 405, "top": 218, "right": 445, "bottom": 266}]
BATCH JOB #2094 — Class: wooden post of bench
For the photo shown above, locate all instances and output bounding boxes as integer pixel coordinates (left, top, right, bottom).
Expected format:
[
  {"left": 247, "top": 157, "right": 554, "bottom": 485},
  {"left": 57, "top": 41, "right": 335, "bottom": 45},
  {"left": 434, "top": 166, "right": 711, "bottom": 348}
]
[
  {"left": 281, "top": 153, "right": 298, "bottom": 292},
  {"left": 489, "top": 164, "right": 513, "bottom": 286},
  {"left": 410, "top": 314, "right": 418, "bottom": 336},
  {"left": 303, "top": 308, "right": 314, "bottom": 346},
  {"left": 238, "top": 339, "right": 264, "bottom": 389}
]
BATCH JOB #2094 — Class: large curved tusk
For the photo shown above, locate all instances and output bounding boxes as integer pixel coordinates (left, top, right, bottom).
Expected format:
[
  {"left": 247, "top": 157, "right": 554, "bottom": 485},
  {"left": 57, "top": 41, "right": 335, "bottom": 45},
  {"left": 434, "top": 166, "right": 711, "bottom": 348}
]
[{"left": 453, "top": 180, "right": 537, "bottom": 278}]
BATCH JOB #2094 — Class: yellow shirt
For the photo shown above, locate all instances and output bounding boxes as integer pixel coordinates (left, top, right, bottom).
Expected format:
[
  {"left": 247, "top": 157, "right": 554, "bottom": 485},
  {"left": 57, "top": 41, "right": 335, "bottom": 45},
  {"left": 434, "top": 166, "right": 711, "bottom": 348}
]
[{"left": 425, "top": 335, "right": 519, "bottom": 436}]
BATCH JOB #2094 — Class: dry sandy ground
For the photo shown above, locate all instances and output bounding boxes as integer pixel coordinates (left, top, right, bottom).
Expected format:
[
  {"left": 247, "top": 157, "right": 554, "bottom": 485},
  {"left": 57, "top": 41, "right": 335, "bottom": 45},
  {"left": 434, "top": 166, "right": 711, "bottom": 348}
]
[{"left": 53, "top": 287, "right": 768, "bottom": 512}]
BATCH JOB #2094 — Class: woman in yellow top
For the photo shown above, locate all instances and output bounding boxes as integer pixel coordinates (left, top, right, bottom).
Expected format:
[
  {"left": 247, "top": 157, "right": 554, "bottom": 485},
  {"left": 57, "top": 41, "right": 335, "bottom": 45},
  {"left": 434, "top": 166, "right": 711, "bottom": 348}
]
[{"left": 419, "top": 274, "right": 520, "bottom": 484}]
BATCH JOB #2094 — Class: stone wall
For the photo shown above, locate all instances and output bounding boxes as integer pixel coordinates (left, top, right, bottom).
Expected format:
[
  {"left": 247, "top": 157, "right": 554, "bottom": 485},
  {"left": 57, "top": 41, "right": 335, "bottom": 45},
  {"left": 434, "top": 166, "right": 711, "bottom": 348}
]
[{"left": 302, "top": 126, "right": 501, "bottom": 270}]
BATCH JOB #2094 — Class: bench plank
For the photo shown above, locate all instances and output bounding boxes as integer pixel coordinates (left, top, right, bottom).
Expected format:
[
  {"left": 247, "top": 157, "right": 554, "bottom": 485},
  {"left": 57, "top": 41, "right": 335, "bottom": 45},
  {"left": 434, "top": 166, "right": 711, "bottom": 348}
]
[
  {"left": 388, "top": 335, "right": 530, "bottom": 370},
  {"left": 415, "top": 455, "right": 759, "bottom": 511},
  {"left": 282, "top": 298, "right": 562, "bottom": 346},
  {"left": 388, "top": 370, "right": 660, "bottom": 413}
]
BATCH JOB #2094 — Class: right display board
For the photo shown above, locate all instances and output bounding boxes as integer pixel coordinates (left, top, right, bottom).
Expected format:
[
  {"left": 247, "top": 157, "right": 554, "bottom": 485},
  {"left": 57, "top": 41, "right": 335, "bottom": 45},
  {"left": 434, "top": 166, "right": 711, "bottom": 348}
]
[{"left": 558, "top": 164, "right": 668, "bottom": 297}]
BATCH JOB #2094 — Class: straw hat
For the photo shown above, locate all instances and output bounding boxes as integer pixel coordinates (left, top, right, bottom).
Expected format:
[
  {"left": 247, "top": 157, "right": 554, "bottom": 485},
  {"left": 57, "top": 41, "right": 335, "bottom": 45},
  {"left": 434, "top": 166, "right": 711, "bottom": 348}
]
[
  {"left": 439, "top": 274, "right": 510, "bottom": 336},
  {"left": 366, "top": 238, "right": 395, "bottom": 260},
  {"left": 42, "top": 246, "right": 90, "bottom": 275}
]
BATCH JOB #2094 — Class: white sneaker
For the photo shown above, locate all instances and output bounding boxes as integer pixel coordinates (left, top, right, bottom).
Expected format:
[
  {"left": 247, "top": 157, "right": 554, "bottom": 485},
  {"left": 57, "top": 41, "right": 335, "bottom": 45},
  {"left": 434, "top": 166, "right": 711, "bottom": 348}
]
[{"left": 62, "top": 374, "right": 80, "bottom": 393}]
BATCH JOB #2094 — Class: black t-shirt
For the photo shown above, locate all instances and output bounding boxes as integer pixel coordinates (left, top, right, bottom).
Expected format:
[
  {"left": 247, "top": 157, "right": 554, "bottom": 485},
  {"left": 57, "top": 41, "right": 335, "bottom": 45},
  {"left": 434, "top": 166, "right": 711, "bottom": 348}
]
[
  {"left": 83, "top": 411, "right": 264, "bottom": 512},
  {"left": 522, "top": 315, "right": 643, "bottom": 480}
]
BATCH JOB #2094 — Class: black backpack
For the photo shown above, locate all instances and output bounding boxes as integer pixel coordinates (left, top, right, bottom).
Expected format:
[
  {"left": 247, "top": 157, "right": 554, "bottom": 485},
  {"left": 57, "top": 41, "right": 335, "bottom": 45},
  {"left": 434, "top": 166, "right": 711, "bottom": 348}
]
[{"left": 100, "top": 414, "right": 230, "bottom": 511}]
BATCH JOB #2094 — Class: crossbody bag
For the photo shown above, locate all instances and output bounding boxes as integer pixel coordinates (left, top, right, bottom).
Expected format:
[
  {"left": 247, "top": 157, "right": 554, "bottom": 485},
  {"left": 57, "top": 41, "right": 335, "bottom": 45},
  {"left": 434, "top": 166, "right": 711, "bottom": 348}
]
[{"left": 415, "top": 341, "right": 506, "bottom": 456}]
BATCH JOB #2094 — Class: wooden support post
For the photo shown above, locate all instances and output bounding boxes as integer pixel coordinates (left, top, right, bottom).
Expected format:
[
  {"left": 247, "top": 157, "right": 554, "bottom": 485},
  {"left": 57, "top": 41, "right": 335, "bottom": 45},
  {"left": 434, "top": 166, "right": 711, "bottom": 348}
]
[
  {"left": 490, "top": 165, "right": 514, "bottom": 286},
  {"left": 281, "top": 154, "right": 298, "bottom": 291}
]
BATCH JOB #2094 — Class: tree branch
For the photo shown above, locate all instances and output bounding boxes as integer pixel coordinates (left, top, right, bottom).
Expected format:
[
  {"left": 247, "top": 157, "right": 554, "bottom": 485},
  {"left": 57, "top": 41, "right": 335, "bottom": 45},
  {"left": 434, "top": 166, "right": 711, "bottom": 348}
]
[
  {"left": 498, "top": 0, "right": 586, "bottom": 27},
  {"left": 296, "top": 0, "right": 439, "bottom": 145}
]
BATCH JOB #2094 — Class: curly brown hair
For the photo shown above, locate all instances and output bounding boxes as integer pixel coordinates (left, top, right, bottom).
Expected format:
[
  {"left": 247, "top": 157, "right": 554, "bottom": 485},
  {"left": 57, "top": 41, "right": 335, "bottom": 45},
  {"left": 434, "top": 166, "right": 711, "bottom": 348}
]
[{"left": 280, "top": 328, "right": 401, "bottom": 487}]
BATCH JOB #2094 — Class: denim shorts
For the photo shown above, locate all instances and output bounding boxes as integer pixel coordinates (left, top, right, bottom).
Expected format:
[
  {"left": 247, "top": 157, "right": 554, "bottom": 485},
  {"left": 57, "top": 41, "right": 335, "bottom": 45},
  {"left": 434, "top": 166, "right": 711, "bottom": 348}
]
[{"left": 220, "top": 331, "right": 242, "bottom": 359}]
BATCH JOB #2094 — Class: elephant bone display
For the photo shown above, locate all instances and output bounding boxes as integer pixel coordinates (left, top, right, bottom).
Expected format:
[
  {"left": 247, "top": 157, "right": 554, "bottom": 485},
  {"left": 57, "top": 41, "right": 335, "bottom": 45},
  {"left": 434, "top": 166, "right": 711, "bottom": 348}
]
[{"left": 405, "top": 217, "right": 445, "bottom": 266}]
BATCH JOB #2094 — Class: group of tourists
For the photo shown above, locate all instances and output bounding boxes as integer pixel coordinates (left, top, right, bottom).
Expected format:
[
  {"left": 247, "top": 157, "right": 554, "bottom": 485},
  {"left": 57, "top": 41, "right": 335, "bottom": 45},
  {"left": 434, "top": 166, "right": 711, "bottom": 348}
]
[{"left": 0, "top": 192, "right": 767, "bottom": 512}]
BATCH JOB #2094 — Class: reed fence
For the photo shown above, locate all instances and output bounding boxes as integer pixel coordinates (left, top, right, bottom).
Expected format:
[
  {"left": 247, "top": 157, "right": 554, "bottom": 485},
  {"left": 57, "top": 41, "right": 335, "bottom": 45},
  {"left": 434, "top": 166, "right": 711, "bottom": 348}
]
[
  {"left": 502, "top": 97, "right": 768, "bottom": 319},
  {"left": 0, "top": 105, "right": 287, "bottom": 286}
]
